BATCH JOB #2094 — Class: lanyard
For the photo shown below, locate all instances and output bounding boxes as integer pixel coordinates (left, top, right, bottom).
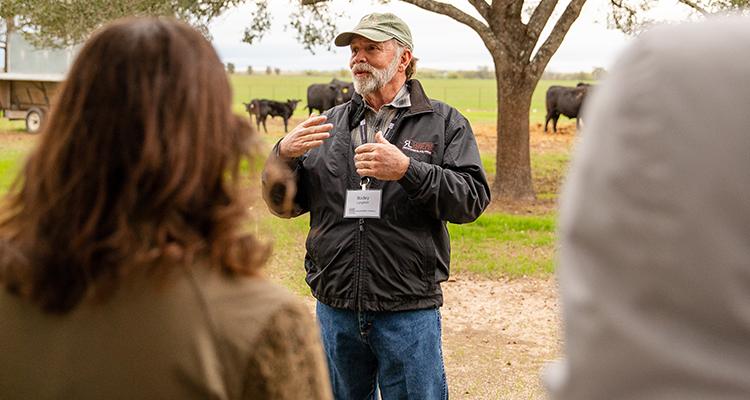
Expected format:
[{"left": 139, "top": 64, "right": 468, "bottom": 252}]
[
  {"left": 358, "top": 108, "right": 406, "bottom": 145},
  {"left": 358, "top": 119, "right": 367, "bottom": 146}
]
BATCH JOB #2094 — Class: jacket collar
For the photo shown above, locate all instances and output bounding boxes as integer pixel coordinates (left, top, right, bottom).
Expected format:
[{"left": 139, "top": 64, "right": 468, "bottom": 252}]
[{"left": 347, "top": 79, "right": 433, "bottom": 131}]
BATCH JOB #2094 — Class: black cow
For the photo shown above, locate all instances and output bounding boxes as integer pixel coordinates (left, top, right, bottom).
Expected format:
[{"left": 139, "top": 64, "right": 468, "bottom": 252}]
[
  {"left": 243, "top": 99, "right": 301, "bottom": 133},
  {"left": 331, "top": 78, "right": 355, "bottom": 102},
  {"left": 306, "top": 79, "right": 353, "bottom": 115},
  {"left": 544, "top": 82, "right": 592, "bottom": 133}
]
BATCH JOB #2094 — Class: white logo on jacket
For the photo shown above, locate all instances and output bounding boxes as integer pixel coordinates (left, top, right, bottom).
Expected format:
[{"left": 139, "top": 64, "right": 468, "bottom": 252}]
[{"left": 401, "top": 140, "right": 434, "bottom": 155}]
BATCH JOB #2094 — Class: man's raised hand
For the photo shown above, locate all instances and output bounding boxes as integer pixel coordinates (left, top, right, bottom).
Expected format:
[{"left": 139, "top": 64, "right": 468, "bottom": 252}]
[{"left": 278, "top": 115, "right": 333, "bottom": 159}]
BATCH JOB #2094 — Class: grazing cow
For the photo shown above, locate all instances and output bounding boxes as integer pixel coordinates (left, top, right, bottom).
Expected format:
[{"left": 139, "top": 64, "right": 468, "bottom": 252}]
[
  {"left": 243, "top": 99, "right": 301, "bottom": 133},
  {"left": 306, "top": 79, "right": 353, "bottom": 114},
  {"left": 544, "top": 82, "right": 592, "bottom": 133}
]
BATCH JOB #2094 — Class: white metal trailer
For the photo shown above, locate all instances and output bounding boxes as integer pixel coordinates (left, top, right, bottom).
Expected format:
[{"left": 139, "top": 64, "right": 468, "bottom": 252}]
[
  {"left": 0, "top": 72, "right": 63, "bottom": 133},
  {"left": 1, "top": 30, "right": 74, "bottom": 133}
]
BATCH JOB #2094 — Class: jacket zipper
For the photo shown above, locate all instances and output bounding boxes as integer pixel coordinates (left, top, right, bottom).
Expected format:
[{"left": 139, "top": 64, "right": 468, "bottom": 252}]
[
  {"left": 351, "top": 110, "right": 410, "bottom": 312},
  {"left": 355, "top": 218, "right": 365, "bottom": 311}
]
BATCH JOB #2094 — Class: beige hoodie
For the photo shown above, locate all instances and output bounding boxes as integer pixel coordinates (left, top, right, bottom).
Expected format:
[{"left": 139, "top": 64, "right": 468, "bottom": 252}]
[{"left": 547, "top": 15, "right": 750, "bottom": 400}]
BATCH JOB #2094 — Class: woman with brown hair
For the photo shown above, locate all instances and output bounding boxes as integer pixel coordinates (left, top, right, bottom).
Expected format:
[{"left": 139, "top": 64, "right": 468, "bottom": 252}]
[{"left": 0, "top": 17, "right": 331, "bottom": 400}]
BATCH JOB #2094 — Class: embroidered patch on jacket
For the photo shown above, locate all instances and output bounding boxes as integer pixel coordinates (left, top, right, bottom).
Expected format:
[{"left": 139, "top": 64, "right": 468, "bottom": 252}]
[{"left": 401, "top": 140, "right": 434, "bottom": 155}]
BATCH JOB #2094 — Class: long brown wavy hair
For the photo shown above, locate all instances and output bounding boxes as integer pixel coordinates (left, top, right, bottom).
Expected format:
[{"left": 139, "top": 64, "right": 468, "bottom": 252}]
[{"left": 0, "top": 17, "right": 270, "bottom": 314}]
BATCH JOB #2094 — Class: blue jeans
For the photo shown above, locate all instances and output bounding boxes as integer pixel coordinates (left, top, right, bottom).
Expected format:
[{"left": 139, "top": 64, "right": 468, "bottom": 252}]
[{"left": 316, "top": 302, "right": 448, "bottom": 400}]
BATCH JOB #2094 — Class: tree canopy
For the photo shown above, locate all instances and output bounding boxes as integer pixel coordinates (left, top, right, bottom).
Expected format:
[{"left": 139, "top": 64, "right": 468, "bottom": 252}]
[
  {"left": 610, "top": 0, "right": 750, "bottom": 34},
  {"left": 4, "top": 1, "right": 747, "bottom": 52},
  {"left": 1, "top": 0, "right": 248, "bottom": 48}
]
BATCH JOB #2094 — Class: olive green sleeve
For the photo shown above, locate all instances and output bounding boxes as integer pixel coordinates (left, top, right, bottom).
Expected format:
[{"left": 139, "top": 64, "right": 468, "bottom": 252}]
[{"left": 241, "top": 300, "right": 332, "bottom": 400}]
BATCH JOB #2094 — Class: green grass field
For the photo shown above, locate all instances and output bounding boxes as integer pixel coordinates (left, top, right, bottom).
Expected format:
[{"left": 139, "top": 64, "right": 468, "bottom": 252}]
[
  {"left": 230, "top": 74, "right": 590, "bottom": 124},
  {"left": 1, "top": 75, "right": 586, "bottom": 129},
  {"left": 0, "top": 75, "right": 579, "bottom": 280},
  {"left": 0, "top": 119, "right": 24, "bottom": 134}
]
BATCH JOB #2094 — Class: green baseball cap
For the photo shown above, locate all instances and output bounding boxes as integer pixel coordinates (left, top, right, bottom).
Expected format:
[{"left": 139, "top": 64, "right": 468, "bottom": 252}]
[{"left": 334, "top": 13, "right": 413, "bottom": 50}]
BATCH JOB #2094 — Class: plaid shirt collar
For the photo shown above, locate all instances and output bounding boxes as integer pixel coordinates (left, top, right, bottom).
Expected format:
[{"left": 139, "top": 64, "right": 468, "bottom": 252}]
[{"left": 364, "top": 84, "right": 411, "bottom": 112}]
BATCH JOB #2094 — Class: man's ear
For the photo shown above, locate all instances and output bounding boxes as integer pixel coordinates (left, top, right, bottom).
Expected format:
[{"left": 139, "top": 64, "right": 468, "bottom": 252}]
[{"left": 401, "top": 48, "right": 412, "bottom": 71}]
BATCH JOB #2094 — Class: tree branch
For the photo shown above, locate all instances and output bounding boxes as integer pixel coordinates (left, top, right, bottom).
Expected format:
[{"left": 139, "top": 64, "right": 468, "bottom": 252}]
[
  {"left": 468, "top": 0, "right": 491, "bottom": 22},
  {"left": 489, "top": 0, "right": 524, "bottom": 23},
  {"left": 526, "top": 0, "right": 559, "bottom": 44},
  {"left": 678, "top": 0, "right": 709, "bottom": 16},
  {"left": 529, "top": 0, "right": 586, "bottom": 76},
  {"left": 400, "top": 0, "right": 494, "bottom": 43},
  {"left": 608, "top": 0, "right": 644, "bottom": 35}
]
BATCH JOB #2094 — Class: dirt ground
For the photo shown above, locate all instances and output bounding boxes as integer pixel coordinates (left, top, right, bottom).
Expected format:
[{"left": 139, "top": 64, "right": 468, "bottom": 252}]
[
  {"left": 1, "top": 121, "right": 576, "bottom": 399},
  {"left": 300, "top": 273, "right": 561, "bottom": 400},
  {"left": 441, "top": 274, "right": 560, "bottom": 399}
]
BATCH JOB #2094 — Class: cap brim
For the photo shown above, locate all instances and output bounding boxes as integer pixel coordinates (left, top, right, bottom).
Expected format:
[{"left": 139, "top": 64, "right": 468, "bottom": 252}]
[{"left": 334, "top": 28, "right": 393, "bottom": 47}]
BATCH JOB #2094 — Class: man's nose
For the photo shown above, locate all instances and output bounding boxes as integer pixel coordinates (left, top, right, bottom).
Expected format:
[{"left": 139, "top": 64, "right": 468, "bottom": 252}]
[{"left": 351, "top": 50, "right": 367, "bottom": 64}]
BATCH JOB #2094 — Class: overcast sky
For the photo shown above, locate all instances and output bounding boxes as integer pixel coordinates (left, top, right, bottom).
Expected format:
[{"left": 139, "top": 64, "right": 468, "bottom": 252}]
[{"left": 208, "top": 0, "right": 694, "bottom": 73}]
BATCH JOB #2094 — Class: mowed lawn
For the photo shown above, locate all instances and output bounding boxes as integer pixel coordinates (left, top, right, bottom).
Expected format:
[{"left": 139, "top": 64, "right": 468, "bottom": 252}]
[{"left": 0, "top": 76, "right": 581, "bottom": 286}]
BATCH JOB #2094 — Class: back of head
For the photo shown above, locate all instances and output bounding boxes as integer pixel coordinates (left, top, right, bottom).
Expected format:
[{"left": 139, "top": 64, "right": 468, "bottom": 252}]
[
  {"left": 0, "top": 17, "right": 269, "bottom": 314},
  {"left": 550, "top": 15, "right": 750, "bottom": 399}
]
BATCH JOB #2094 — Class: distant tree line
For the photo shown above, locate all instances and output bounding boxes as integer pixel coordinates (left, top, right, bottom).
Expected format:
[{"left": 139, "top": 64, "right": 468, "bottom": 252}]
[
  {"left": 224, "top": 65, "right": 287, "bottom": 75},
  {"left": 407, "top": 66, "right": 606, "bottom": 81},
  {"left": 238, "top": 66, "right": 607, "bottom": 80},
  {"left": 542, "top": 67, "right": 606, "bottom": 81}
]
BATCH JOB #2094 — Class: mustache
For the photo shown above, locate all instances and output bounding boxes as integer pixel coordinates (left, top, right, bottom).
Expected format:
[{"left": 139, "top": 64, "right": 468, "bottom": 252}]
[{"left": 352, "top": 63, "right": 375, "bottom": 74}]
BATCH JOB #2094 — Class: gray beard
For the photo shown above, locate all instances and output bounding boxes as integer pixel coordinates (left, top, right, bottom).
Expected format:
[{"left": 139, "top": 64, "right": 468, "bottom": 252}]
[{"left": 351, "top": 55, "right": 400, "bottom": 96}]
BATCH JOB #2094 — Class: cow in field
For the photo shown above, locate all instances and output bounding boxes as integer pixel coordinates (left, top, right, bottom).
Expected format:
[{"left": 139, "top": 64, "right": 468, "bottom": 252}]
[
  {"left": 306, "top": 79, "right": 354, "bottom": 115},
  {"left": 243, "top": 99, "right": 301, "bottom": 133},
  {"left": 544, "top": 82, "right": 592, "bottom": 133},
  {"left": 331, "top": 78, "right": 355, "bottom": 102}
]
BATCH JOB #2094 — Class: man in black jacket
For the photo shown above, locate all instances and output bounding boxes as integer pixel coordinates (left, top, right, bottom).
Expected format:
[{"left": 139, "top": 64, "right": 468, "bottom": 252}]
[{"left": 263, "top": 12, "right": 490, "bottom": 400}]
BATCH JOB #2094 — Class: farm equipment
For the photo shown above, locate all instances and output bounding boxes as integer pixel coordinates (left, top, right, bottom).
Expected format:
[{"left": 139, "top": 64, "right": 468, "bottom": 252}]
[
  {"left": 0, "top": 72, "right": 63, "bottom": 133},
  {"left": 0, "top": 30, "right": 74, "bottom": 133}
]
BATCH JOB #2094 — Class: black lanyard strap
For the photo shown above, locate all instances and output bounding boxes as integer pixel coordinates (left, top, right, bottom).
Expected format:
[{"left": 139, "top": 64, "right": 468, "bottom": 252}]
[
  {"left": 358, "top": 108, "right": 407, "bottom": 145},
  {"left": 359, "top": 119, "right": 367, "bottom": 145}
]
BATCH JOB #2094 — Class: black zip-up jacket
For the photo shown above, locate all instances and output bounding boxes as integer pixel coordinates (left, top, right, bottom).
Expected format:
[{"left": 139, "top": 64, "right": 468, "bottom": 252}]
[{"left": 263, "top": 80, "right": 490, "bottom": 311}]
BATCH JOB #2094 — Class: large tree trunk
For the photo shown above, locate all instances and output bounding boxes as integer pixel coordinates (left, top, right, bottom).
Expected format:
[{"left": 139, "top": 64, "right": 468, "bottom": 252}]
[{"left": 493, "top": 64, "right": 535, "bottom": 200}]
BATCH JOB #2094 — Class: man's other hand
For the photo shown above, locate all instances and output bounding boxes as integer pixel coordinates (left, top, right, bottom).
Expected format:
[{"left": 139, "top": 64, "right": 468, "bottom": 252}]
[{"left": 354, "top": 131, "right": 410, "bottom": 181}]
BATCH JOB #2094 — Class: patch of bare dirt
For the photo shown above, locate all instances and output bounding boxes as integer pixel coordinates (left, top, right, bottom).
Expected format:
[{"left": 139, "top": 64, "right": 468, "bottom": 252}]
[
  {"left": 0, "top": 131, "right": 37, "bottom": 145},
  {"left": 472, "top": 122, "right": 576, "bottom": 157},
  {"left": 301, "top": 274, "right": 561, "bottom": 399},
  {"left": 441, "top": 274, "right": 560, "bottom": 399}
]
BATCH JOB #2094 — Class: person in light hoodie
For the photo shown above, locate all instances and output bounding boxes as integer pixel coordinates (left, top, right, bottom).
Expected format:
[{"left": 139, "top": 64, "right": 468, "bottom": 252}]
[{"left": 547, "top": 14, "right": 750, "bottom": 400}]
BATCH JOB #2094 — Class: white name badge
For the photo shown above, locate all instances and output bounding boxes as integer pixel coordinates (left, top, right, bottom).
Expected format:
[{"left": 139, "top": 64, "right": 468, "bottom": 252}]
[{"left": 344, "top": 189, "right": 382, "bottom": 218}]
